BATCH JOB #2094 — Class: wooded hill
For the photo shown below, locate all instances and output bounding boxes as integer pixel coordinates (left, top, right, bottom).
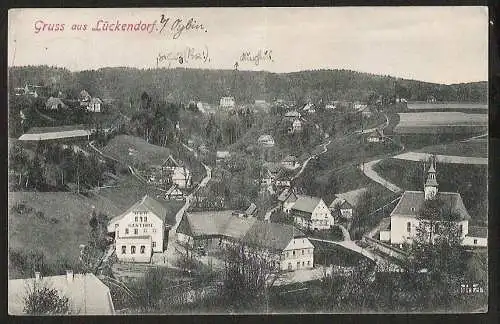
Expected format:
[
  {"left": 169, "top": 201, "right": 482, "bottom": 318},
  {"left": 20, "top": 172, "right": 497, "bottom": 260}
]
[{"left": 9, "top": 66, "right": 487, "bottom": 113}]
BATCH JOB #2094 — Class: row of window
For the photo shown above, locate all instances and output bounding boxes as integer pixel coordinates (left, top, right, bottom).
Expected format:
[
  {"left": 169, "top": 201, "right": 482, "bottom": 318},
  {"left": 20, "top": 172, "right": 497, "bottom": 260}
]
[
  {"left": 120, "top": 228, "right": 157, "bottom": 235},
  {"left": 285, "top": 249, "right": 312, "bottom": 258},
  {"left": 120, "top": 242, "right": 156, "bottom": 254},
  {"left": 406, "top": 222, "right": 464, "bottom": 234},
  {"left": 287, "top": 261, "right": 311, "bottom": 270},
  {"left": 134, "top": 216, "right": 148, "bottom": 222}
]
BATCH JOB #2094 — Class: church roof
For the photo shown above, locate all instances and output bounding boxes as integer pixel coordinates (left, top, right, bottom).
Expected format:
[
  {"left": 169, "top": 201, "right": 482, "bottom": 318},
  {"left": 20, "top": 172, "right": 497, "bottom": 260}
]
[{"left": 390, "top": 191, "right": 470, "bottom": 221}]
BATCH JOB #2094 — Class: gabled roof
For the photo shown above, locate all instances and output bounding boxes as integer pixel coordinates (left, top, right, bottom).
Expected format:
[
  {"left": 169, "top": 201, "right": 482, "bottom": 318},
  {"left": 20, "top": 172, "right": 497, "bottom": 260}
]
[
  {"left": 467, "top": 226, "right": 487, "bottom": 238},
  {"left": 291, "top": 195, "right": 322, "bottom": 214},
  {"left": 8, "top": 273, "right": 114, "bottom": 315},
  {"left": 390, "top": 191, "right": 471, "bottom": 221},
  {"left": 278, "top": 188, "right": 298, "bottom": 202},
  {"left": 331, "top": 188, "right": 368, "bottom": 208},
  {"left": 162, "top": 155, "right": 180, "bottom": 168},
  {"left": 242, "top": 221, "right": 305, "bottom": 251},
  {"left": 108, "top": 195, "right": 168, "bottom": 226}
]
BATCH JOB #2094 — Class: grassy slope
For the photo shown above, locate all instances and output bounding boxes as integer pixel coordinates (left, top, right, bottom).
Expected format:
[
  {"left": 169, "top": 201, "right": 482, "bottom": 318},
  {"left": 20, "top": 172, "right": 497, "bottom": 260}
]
[
  {"left": 101, "top": 135, "right": 171, "bottom": 167},
  {"left": 373, "top": 158, "right": 487, "bottom": 225},
  {"left": 8, "top": 191, "right": 122, "bottom": 269},
  {"left": 414, "top": 139, "right": 487, "bottom": 158}
]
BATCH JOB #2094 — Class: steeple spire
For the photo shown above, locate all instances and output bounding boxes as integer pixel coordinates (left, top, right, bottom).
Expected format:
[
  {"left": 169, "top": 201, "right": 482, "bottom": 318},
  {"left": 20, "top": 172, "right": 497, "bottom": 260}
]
[{"left": 424, "top": 155, "right": 439, "bottom": 200}]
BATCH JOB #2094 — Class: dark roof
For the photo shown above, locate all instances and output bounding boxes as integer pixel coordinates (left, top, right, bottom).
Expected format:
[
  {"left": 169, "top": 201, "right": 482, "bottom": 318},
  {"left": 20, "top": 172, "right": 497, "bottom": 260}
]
[
  {"left": 467, "top": 226, "right": 487, "bottom": 238},
  {"left": 241, "top": 221, "right": 305, "bottom": 251},
  {"left": 332, "top": 188, "right": 368, "bottom": 208},
  {"left": 390, "top": 191, "right": 471, "bottom": 221},
  {"left": 290, "top": 195, "right": 322, "bottom": 214},
  {"left": 109, "top": 195, "right": 168, "bottom": 225}
]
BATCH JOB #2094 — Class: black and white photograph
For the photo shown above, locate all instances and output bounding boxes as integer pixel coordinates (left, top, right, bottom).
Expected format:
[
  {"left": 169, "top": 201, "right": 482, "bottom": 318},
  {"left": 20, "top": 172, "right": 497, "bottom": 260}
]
[{"left": 7, "top": 7, "right": 488, "bottom": 314}]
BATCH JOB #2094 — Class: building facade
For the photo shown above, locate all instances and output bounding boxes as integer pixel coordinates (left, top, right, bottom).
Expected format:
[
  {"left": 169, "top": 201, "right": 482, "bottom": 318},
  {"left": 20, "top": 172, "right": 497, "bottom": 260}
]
[
  {"left": 290, "top": 196, "right": 334, "bottom": 230},
  {"left": 220, "top": 97, "right": 235, "bottom": 109}
]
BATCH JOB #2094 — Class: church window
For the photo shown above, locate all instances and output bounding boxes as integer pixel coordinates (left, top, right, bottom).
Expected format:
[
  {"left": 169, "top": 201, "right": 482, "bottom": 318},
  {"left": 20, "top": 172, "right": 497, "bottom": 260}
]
[
  {"left": 131, "top": 246, "right": 136, "bottom": 254},
  {"left": 125, "top": 228, "right": 129, "bottom": 235},
  {"left": 140, "top": 216, "right": 143, "bottom": 222},
  {"left": 407, "top": 222, "right": 411, "bottom": 233},
  {"left": 140, "top": 246, "right": 145, "bottom": 254}
]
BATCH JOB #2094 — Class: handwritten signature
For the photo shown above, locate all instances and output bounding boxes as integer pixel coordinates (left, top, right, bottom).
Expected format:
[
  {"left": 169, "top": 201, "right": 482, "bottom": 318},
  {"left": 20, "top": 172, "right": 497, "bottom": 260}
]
[
  {"left": 156, "top": 45, "right": 210, "bottom": 67},
  {"left": 240, "top": 50, "right": 273, "bottom": 66},
  {"left": 158, "top": 15, "right": 207, "bottom": 39}
]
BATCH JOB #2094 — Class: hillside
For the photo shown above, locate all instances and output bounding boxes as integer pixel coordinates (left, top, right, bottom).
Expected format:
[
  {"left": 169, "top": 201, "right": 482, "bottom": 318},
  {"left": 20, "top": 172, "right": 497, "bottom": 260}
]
[{"left": 9, "top": 66, "right": 487, "bottom": 116}]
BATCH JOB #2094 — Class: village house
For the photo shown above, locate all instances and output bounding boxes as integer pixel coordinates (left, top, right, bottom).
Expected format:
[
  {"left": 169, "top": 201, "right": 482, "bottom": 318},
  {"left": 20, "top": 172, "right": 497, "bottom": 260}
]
[
  {"left": 79, "top": 90, "right": 92, "bottom": 107},
  {"left": 329, "top": 187, "right": 368, "bottom": 221},
  {"left": 379, "top": 158, "right": 487, "bottom": 248},
  {"left": 278, "top": 188, "right": 299, "bottom": 213},
  {"left": 367, "top": 128, "right": 386, "bottom": 143},
  {"left": 45, "top": 97, "right": 67, "bottom": 110},
  {"left": 232, "top": 202, "right": 258, "bottom": 218},
  {"left": 107, "top": 195, "right": 171, "bottom": 263},
  {"left": 261, "top": 162, "right": 281, "bottom": 186},
  {"left": 289, "top": 196, "right": 335, "bottom": 230},
  {"left": 258, "top": 134, "right": 275, "bottom": 148},
  {"left": 291, "top": 119, "right": 303, "bottom": 133},
  {"left": 325, "top": 103, "right": 336, "bottom": 110},
  {"left": 284, "top": 110, "right": 302, "bottom": 120},
  {"left": 274, "top": 169, "right": 295, "bottom": 190},
  {"left": 14, "top": 84, "right": 39, "bottom": 97},
  {"left": 220, "top": 96, "right": 235, "bottom": 109},
  {"left": 176, "top": 211, "right": 314, "bottom": 271},
  {"left": 302, "top": 103, "right": 315, "bottom": 113},
  {"left": 281, "top": 155, "right": 300, "bottom": 170},
  {"left": 88, "top": 97, "right": 103, "bottom": 113},
  {"left": 172, "top": 167, "right": 192, "bottom": 189},
  {"left": 8, "top": 271, "right": 115, "bottom": 315}
]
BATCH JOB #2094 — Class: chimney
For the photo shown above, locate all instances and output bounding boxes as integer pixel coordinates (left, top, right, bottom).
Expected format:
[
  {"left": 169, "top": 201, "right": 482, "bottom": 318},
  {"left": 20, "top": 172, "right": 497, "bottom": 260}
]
[
  {"left": 34, "top": 272, "right": 40, "bottom": 280},
  {"left": 66, "top": 270, "right": 74, "bottom": 283}
]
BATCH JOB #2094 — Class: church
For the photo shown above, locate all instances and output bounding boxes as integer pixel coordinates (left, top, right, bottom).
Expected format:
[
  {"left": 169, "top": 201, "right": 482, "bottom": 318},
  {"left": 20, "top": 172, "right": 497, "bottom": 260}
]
[{"left": 380, "top": 157, "right": 487, "bottom": 248}]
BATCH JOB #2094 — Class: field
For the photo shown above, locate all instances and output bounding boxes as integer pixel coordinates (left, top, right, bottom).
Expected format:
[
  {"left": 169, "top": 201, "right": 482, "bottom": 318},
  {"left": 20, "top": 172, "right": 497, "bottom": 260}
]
[
  {"left": 415, "top": 138, "right": 487, "bottom": 158},
  {"left": 101, "top": 135, "right": 172, "bottom": 168},
  {"left": 406, "top": 103, "right": 488, "bottom": 110},
  {"left": 373, "top": 158, "right": 487, "bottom": 226},
  {"left": 98, "top": 174, "right": 184, "bottom": 225},
  {"left": 8, "top": 191, "right": 122, "bottom": 278},
  {"left": 394, "top": 112, "right": 487, "bottom": 134}
]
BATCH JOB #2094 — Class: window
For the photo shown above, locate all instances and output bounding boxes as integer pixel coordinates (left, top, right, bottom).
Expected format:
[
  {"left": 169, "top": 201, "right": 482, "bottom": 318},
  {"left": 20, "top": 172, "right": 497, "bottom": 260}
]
[
  {"left": 134, "top": 229, "right": 138, "bottom": 235},
  {"left": 307, "top": 261, "right": 310, "bottom": 266},
  {"left": 474, "top": 239, "right": 478, "bottom": 245},
  {"left": 153, "top": 229, "right": 157, "bottom": 233},
  {"left": 144, "top": 216, "right": 147, "bottom": 222},
  {"left": 302, "top": 249, "right": 304, "bottom": 255},
  {"left": 302, "top": 261, "right": 305, "bottom": 266},
  {"left": 286, "top": 252, "right": 289, "bottom": 258},
  {"left": 135, "top": 217, "right": 138, "bottom": 222},
  {"left": 459, "top": 224, "right": 463, "bottom": 235},
  {"left": 152, "top": 242, "right": 156, "bottom": 248},
  {"left": 407, "top": 222, "right": 411, "bottom": 233},
  {"left": 121, "top": 246, "right": 126, "bottom": 254},
  {"left": 131, "top": 246, "right": 136, "bottom": 254},
  {"left": 140, "top": 217, "right": 143, "bottom": 222},
  {"left": 434, "top": 223, "right": 439, "bottom": 234},
  {"left": 144, "top": 229, "right": 148, "bottom": 234},
  {"left": 293, "top": 250, "right": 296, "bottom": 256},
  {"left": 116, "top": 230, "right": 119, "bottom": 236},
  {"left": 297, "top": 261, "right": 300, "bottom": 268},
  {"left": 140, "top": 246, "right": 145, "bottom": 254},
  {"left": 288, "top": 263, "right": 292, "bottom": 270},
  {"left": 115, "top": 224, "right": 119, "bottom": 228},
  {"left": 125, "top": 228, "right": 129, "bottom": 235}
]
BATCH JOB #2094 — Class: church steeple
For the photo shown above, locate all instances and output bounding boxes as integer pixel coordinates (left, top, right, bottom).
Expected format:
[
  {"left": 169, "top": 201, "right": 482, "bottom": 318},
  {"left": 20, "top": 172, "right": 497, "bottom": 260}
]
[{"left": 424, "top": 156, "right": 439, "bottom": 200}]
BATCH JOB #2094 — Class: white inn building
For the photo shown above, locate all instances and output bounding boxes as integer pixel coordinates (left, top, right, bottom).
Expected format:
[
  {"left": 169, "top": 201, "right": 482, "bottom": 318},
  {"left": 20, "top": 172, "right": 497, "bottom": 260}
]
[{"left": 107, "top": 195, "right": 170, "bottom": 263}]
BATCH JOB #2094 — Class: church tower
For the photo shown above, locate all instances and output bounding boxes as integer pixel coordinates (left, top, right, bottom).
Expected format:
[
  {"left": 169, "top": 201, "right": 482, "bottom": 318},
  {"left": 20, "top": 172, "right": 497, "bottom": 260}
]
[{"left": 424, "top": 156, "right": 439, "bottom": 200}]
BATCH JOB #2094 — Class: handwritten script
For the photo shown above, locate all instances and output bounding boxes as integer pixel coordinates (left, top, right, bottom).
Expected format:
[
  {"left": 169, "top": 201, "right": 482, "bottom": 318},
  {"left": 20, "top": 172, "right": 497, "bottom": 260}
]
[
  {"left": 157, "top": 45, "right": 210, "bottom": 67},
  {"left": 240, "top": 50, "right": 273, "bottom": 66},
  {"left": 159, "top": 15, "right": 207, "bottom": 39}
]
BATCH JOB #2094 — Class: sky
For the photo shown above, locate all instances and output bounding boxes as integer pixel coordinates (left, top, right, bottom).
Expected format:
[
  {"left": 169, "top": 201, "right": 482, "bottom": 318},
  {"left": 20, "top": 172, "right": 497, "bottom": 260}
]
[{"left": 8, "top": 7, "right": 488, "bottom": 85}]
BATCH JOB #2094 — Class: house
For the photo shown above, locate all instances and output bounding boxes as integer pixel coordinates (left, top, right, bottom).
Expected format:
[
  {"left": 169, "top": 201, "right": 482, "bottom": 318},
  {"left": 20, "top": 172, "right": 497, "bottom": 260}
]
[
  {"left": 172, "top": 167, "right": 192, "bottom": 189},
  {"left": 274, "top": 169, "right": 294, "bottom": 190},
  {"left": 302, "top": 103, "right": 314, "bottom": 112},
  {"left": 176, "top": 211, "right": 314, "bottom": 271},
  {"left": 220, "top": 96, "right": 235, "bottom": 109},
  {"left": 164, "top": 184, "right": 185, "bottom": 200},
  {"left": 367, "top": 129, "right": 385, "bottom": 143},
  {"left": 353, "top": 102, "right": 368, "bottom": 111},
  {"left": 261, "top": 162, "right": 281, "bottom": 186},
  {"left": 161, "top": 155, "right": 181, "bottom": 173},
  {"left": 258, "top": 134, "right": 275, "bottom": 147},
  {"left": 329, "top": 187, "right": 368, "bottom": 220},
  {"left": 462, "top": 226, "right": 487, "bottom": 247},
  {"left": 380, "top": 157, "right": 486, "bottom": 247},
  {"left": 15, "top": 84, "right": 39, "bottom": 97},
  {"left": 18, "top": 125, "right": 91, "bottom": 143},
  {"left": 216, "top": 151, "right": 231, "bottom": 165},
  {"left": 79, "top": 90, "right": 91, "bottom": 107},
  {"left": 325, "top": 103, "right": 336, "bottom": 110},
  {"left": 45, "top": 97, "right": 67, "bottom": 110},
  {"left": 278, "top": 188, "right": 299, "bottom": 213},
  {"left": 8, "top": 271, "right": 115, "bottom": 315},
  {"left": 289, "top": 196, "right": 334, "bottom": 230},
  {"left": 107, "top": 195, "right": 170, "bottom": 262},
  {"left": 284, "top": 110, "right": 301, "bottom": 120},
  {"left": 88, "top": 97, "right": 103, "bottom": 113},
  {"left": 281, "top": 155, "right": 300, "bottom": 170},
  {"left": 292, "top": 119, "right": 303, "bottom": 132},
  {"left": 245, "top": 203, "right": 258, "bottom": 217}
]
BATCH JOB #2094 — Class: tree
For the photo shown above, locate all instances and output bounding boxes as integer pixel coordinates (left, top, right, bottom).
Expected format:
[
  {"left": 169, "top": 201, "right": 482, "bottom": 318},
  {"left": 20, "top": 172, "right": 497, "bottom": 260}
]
[{"left": 23, "top": 281, "right": 71, "bottom": 315}]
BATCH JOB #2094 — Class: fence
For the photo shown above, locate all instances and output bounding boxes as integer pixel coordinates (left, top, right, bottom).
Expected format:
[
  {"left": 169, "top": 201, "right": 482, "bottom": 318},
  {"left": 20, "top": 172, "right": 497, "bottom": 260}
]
[{"left": 362, "top": 235, "right": 409, "bottom": 262}]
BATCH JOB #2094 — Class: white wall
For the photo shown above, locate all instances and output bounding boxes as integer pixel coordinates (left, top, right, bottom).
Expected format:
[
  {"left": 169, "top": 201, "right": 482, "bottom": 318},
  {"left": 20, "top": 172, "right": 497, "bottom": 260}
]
[
  {"left": 280, "top": 238, "right": 314, "bottom": 271},
  {"left": 116, "top": 238, "right": 152, "bottom": 263},
  {"left": 115, "top": 210, "right": 164, "bottom": 253},
  {"left": 462, "top": 236, "right": 487, "bottom": 247},
  {"left": 311, "top": 200, "right": 334, "bottom": 229},
  {"left": 379, "top": 230, "right": 391, "bottom": 242},
  {"left": 390, "top": 216, "right": 419, "bottom": 245}
]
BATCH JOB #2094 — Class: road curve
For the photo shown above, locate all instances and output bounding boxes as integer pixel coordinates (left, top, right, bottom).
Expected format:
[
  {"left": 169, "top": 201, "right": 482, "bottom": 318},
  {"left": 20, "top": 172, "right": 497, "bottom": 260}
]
[{"left": 360, "top": 159, "right": 402, "bottom": 193}]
